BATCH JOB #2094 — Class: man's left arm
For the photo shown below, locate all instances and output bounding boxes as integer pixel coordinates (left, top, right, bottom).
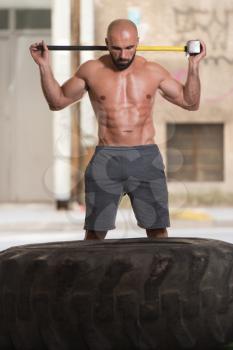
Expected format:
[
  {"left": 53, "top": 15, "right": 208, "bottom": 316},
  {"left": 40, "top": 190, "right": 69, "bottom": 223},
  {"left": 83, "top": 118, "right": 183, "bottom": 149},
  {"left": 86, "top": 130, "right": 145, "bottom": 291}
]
[{"left": 158, "top": 40, "right": 206, "bottom": 111}]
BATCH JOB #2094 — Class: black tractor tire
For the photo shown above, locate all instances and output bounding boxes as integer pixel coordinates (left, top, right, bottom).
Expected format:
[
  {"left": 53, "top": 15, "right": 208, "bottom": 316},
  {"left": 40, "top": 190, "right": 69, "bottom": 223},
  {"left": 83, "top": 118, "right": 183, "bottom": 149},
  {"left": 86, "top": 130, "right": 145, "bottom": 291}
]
[{"left": 0, "top": 237, "right": 233, "bottom": 350}]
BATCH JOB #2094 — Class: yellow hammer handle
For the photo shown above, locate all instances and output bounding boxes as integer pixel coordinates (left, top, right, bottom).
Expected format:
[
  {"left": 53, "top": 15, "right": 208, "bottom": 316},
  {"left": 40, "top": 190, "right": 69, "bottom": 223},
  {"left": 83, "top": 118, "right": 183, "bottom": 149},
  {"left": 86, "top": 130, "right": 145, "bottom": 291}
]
[{"left": 137, "top": 46, "right": 185, "bottom": 52}]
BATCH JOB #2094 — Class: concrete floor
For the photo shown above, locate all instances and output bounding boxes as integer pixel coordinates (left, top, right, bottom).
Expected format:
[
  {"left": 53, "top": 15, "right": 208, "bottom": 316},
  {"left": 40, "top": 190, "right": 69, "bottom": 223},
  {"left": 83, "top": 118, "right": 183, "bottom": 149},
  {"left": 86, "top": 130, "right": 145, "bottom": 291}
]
[{"left": 0, "top": 203, "right": 233, "bottom": 251}]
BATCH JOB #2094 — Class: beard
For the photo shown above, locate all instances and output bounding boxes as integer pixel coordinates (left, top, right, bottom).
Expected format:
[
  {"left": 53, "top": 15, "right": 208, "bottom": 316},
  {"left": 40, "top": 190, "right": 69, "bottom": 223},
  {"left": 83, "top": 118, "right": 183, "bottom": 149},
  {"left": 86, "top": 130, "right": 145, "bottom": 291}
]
[{"left": 110, "top": 52, "right": 136, "bottom": 71}]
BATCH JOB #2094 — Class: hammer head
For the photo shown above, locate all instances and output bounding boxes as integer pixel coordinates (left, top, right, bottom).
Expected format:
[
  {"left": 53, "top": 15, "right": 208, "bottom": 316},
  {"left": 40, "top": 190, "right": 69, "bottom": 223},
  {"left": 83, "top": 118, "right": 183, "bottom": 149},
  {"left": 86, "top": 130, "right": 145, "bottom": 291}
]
[{"left": 186, "top": 40, "right": 201, "bottom": 55}]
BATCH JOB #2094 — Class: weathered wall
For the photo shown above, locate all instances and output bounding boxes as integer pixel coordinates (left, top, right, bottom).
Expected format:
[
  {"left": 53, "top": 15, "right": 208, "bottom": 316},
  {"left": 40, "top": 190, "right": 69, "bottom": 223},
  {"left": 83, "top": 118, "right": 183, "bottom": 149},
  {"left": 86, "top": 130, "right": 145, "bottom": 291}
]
[{"left": 94, "top": 0, "right": 233, "bottom": 204}]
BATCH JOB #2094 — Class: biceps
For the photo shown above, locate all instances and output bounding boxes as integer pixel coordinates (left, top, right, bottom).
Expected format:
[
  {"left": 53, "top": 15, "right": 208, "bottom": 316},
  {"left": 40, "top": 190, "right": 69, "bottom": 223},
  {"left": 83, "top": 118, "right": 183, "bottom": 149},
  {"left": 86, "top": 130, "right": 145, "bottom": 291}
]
[
  {"left": 61, "top": 75, "right": 87, "bottom": 104},
  {"left": 159, "top": 78, "right": 184, "bottom": 101}
]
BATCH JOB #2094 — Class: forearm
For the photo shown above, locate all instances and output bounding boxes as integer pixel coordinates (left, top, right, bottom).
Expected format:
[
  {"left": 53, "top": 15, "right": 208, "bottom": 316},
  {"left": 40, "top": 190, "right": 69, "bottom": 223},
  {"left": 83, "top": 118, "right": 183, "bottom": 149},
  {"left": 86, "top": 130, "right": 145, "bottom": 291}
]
[
  {"left": 39, "top": 64, "right": 63, "bottom": 110},
  {"left": 183, "top": 61, "right": 200, "bottom": 109}
]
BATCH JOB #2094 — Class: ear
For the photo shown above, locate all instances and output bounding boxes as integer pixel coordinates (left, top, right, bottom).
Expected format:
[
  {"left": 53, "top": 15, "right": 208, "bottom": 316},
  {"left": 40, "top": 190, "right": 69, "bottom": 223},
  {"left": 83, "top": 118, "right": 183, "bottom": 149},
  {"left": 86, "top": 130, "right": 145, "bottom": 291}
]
[{"left": 105, "top": 38, "right": 108, "bottom": 46}]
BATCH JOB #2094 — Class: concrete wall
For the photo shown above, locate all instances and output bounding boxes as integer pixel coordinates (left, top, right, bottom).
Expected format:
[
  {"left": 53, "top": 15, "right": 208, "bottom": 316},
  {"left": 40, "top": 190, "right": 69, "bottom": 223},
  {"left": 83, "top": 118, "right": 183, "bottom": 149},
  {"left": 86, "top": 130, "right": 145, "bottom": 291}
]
[
  {"left": 0, "top": 0, "right": 51, "bottom": 8},
  {"left": 94, "top": 0, "right": 233, "bottom": 204},
  {"left": 0, "top": 2, "right": 53, "bottom": 202},
  {"left": 1, "top": 0, "right": 232, "bottom": 205}
]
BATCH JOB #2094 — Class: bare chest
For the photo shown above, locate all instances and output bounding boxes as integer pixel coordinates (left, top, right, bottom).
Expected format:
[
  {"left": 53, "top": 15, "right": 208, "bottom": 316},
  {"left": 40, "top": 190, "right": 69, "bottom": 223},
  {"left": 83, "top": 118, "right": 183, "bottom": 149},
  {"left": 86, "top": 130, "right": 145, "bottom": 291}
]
[{"left": 88, "top": 69, "right": 158, "bottom": 106}]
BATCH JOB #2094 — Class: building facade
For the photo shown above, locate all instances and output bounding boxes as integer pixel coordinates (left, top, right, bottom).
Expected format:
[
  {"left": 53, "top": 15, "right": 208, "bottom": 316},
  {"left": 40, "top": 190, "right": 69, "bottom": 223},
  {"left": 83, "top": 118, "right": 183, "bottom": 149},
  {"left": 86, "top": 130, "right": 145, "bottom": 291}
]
[
  {"left": 1, "top": 0, "right": 233, "bottom": 206},
  {"left": 0, "top": 0, "right": 53, "bottom": 202},
  {"left": 94, "top": 0, "right": 233, "bottom": 205}
]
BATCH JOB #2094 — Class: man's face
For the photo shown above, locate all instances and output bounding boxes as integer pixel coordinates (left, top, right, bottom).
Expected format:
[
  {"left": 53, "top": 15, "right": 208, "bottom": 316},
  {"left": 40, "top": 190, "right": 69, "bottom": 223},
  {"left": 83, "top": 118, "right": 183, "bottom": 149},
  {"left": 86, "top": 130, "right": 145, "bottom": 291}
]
[{"left": 106, "top": 30, "right": 138, "bottom": 71}]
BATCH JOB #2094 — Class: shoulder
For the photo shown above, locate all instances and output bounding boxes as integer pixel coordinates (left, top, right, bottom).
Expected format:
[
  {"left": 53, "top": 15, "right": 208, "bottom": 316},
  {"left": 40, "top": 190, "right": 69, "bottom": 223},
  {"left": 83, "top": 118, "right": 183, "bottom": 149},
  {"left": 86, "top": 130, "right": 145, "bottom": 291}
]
[
  {"left": 75, "top": 59, "right": 100, "bottom": 78},
  {"left": 76, "top": 55, "right": 111, "bottom": 76},
  {"left": 144, "top": 60, "right": 171, "bottom": 79}
]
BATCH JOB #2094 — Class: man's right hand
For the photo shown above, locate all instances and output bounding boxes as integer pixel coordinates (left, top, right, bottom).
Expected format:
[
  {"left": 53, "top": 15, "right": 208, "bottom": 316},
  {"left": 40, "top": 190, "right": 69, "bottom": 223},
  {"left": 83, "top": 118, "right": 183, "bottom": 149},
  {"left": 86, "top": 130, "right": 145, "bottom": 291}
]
[{"left": 29, "top": 40, "right": 49, "bottom": 66}]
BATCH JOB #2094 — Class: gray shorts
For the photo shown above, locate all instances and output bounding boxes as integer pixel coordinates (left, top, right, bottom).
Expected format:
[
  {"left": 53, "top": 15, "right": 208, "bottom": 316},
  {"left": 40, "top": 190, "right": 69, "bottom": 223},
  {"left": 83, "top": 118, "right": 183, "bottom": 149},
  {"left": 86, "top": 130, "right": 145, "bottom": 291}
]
[{"left": 84, "top": 144, "right": 170, "bottom": 231}]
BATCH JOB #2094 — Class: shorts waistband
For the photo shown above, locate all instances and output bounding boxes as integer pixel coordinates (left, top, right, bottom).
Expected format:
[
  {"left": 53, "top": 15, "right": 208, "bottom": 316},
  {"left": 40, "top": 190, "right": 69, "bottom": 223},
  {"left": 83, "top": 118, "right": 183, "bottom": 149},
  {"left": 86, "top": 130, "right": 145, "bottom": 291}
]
[{"left": 95, "top": 144, "right": 158, "bottom": 151}]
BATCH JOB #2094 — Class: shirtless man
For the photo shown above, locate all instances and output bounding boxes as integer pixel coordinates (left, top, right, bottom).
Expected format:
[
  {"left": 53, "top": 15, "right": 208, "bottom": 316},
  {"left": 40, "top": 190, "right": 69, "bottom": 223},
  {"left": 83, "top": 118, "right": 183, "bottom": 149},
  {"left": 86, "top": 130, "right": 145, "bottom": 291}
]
[{"left": 29, "top": 19, "right": 206, "bottom": 240}]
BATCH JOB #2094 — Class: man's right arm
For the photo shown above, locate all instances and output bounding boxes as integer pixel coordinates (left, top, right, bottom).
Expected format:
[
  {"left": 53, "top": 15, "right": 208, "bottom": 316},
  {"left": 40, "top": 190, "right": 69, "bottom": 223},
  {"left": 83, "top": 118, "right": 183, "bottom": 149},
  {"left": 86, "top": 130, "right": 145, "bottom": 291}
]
[{"left": 29, "top": 40, "right": 91, "bottom": 111}]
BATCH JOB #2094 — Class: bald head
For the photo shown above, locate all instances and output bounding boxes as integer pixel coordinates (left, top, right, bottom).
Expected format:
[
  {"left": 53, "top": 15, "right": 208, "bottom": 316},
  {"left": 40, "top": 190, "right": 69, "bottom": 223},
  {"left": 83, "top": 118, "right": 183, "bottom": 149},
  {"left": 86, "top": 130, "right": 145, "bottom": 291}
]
[
  {"left": 105, "top": 19, "right": 139, "bottom": 71},
  {"left": 107, "top": 19, "right": 138, "bottom": 40}
]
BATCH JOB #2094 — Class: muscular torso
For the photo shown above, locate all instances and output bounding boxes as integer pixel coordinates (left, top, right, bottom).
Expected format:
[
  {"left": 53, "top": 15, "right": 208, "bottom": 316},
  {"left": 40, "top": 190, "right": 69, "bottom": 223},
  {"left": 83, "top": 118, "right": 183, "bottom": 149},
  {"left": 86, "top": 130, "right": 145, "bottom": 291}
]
[{"left": 83, "top": 55, "right": 163, "bottom": 146}]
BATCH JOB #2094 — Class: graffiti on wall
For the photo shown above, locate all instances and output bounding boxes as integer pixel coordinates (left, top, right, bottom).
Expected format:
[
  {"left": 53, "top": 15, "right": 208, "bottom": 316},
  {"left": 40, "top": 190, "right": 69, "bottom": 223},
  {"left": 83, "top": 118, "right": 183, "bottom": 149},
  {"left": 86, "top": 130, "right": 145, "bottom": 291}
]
[{"left": 173, "top": 7, "right": 233, "bottom": 64}]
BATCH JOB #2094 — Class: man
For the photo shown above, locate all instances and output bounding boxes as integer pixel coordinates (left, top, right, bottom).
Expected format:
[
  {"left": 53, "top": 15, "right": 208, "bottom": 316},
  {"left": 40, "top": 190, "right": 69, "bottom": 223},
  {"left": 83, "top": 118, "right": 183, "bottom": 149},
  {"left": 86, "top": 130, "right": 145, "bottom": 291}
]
[{"left": 29, "top": 19, "right": 206, "bottom": 240}]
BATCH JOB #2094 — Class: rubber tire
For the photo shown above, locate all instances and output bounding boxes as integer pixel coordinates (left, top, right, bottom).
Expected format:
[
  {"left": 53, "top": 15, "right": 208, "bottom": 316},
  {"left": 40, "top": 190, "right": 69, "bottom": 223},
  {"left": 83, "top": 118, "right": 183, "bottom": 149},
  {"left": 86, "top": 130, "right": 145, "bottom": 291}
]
[{"left": 0, "top": 237, "right": 233, "bottom": 350}]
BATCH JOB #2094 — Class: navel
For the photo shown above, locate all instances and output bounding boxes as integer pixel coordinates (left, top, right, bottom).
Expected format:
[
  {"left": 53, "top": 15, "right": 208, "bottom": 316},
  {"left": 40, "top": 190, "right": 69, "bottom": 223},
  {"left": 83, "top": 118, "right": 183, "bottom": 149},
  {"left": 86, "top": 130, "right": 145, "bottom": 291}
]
[
  {"left": 100, "top": 95, "right": 106, "bottom": 100},
  {"left": 146, "top": 94, "right": 152, "bottom": 99}
]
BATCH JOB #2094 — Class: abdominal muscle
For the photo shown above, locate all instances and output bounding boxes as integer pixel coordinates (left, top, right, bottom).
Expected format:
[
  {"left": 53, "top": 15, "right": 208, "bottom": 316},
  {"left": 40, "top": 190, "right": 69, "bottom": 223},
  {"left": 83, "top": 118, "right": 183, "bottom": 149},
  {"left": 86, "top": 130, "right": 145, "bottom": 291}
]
[
  {"left": 95, "top": 101, "right": 155, "bottom": 146},
  {"left": 96, "top": 105, "right": 156, "bottom": 146}
]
